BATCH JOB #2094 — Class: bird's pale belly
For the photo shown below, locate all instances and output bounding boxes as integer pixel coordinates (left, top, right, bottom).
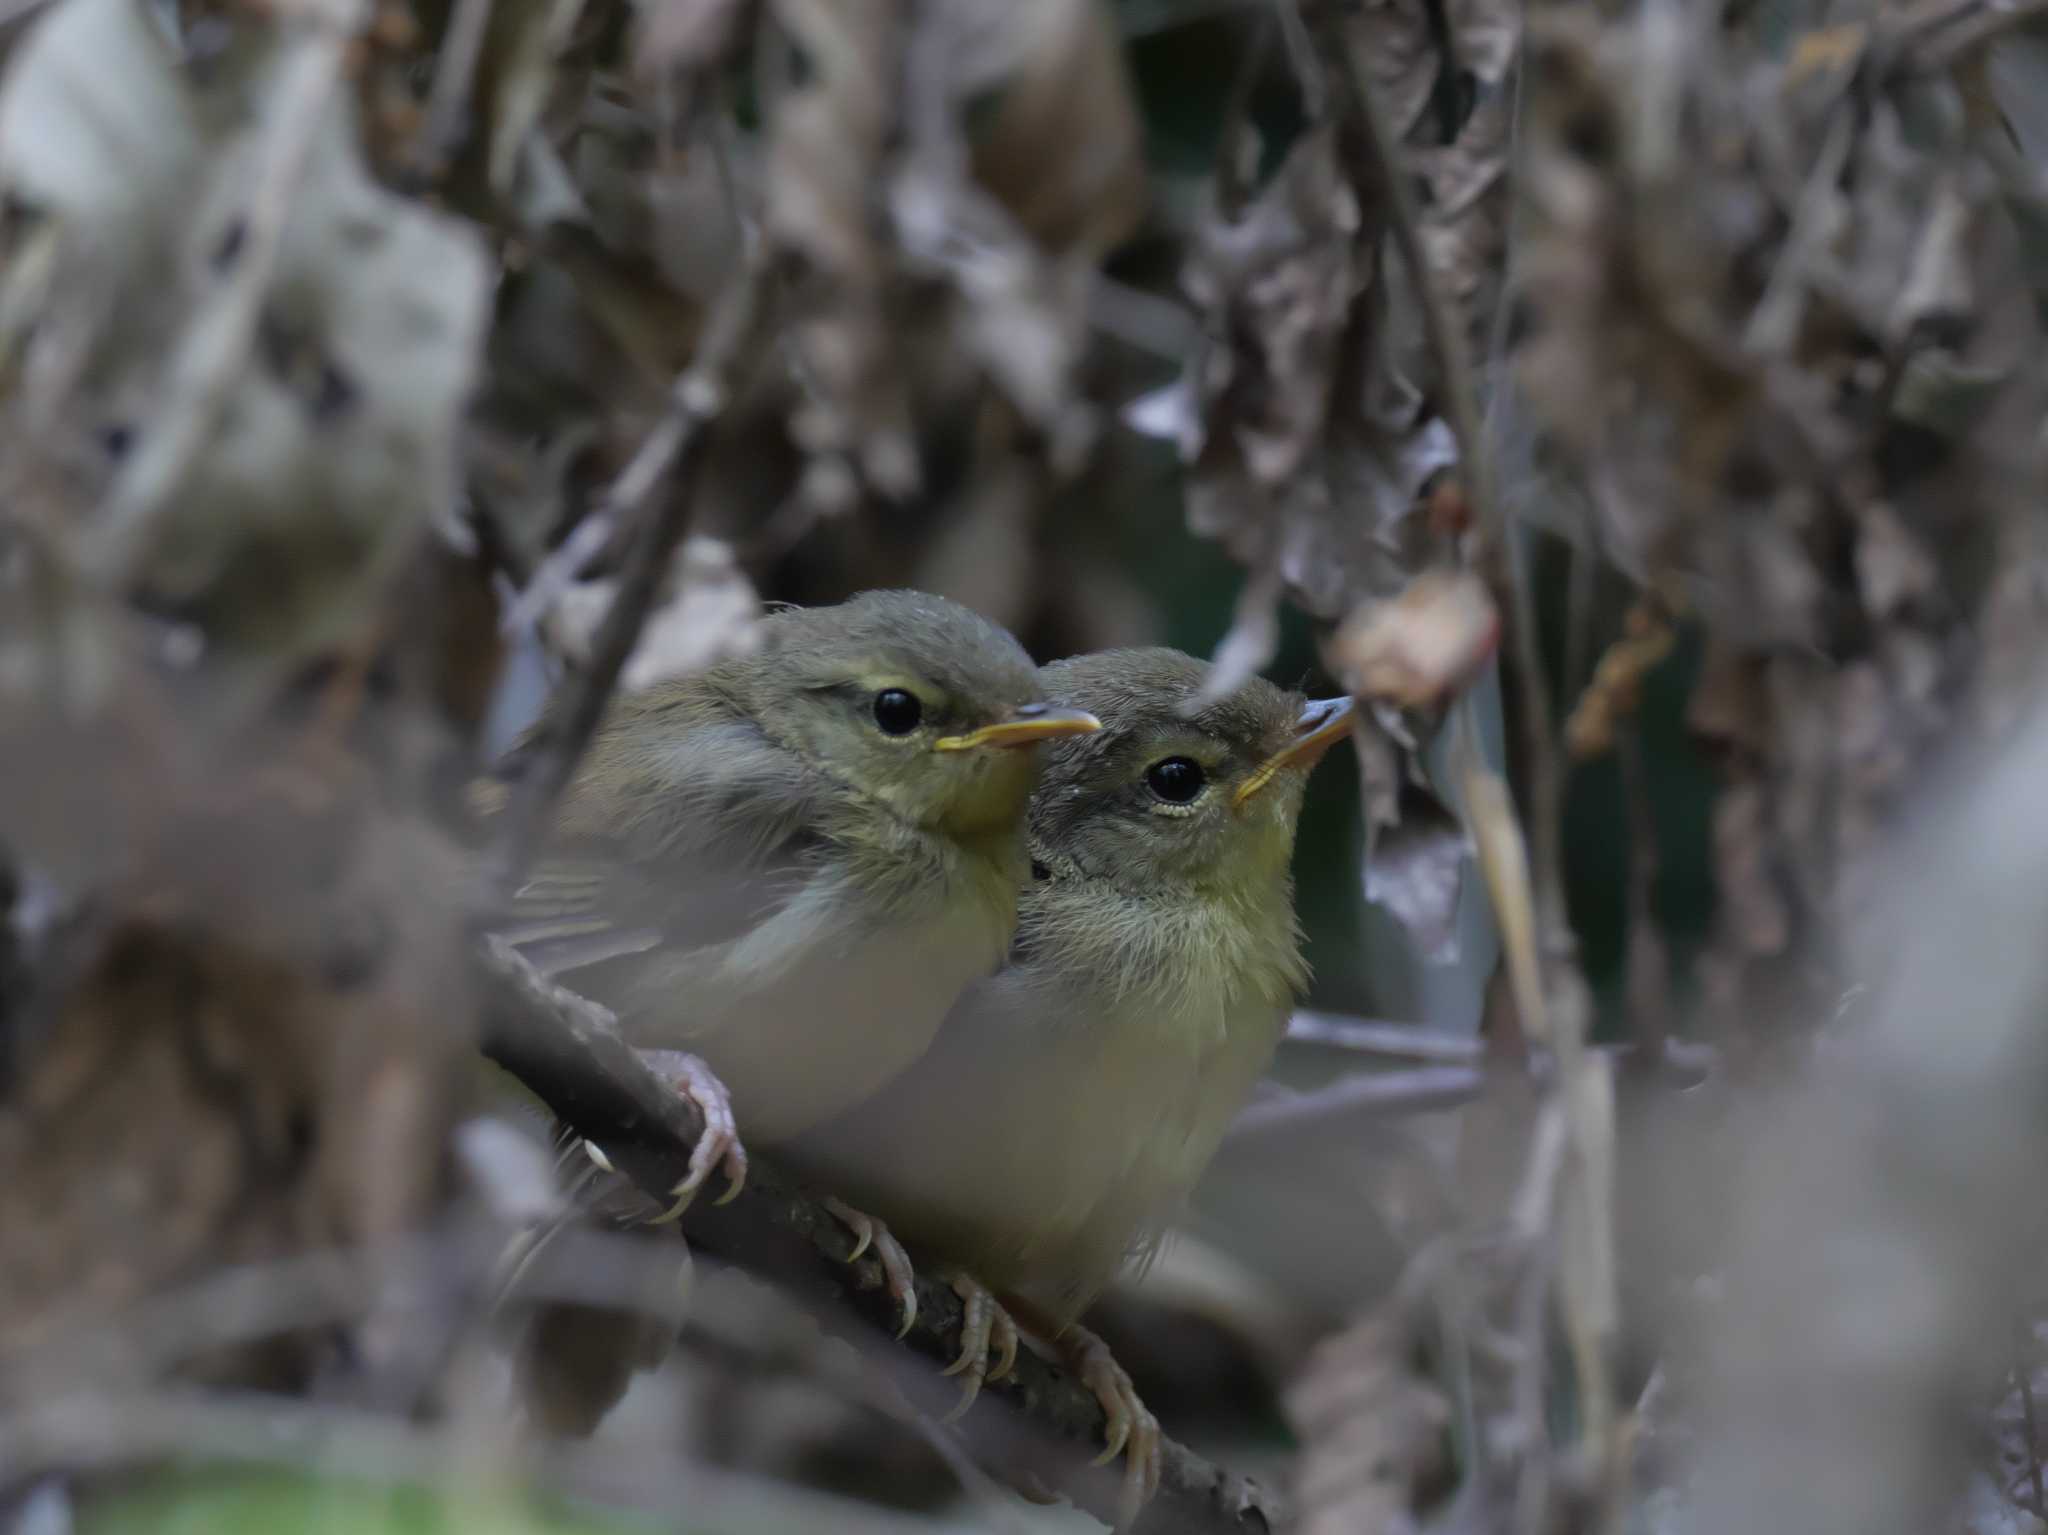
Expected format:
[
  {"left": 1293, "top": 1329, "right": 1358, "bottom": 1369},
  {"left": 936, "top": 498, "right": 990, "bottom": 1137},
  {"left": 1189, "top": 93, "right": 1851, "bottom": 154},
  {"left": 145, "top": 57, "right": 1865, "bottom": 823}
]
[
  {"left": 793, "top": 986, "right": 1285, "bottom": 1325},
  {"left": 624, "top": 893, "right": 1011, "bottom": 1146}
]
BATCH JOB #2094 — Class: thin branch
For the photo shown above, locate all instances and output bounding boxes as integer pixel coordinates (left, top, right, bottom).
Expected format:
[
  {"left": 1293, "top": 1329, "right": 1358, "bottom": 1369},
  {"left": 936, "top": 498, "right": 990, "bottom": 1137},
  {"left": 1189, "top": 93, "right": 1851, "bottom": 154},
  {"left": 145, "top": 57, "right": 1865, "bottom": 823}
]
[
  {"left": 1226, "top": 1067, "right": 1484, "bottom": 1143},
  {"left": 409, "top": 0, "right": 497, "bottom": 182},
  {"left": 474, "top": 938, "right": 1285, "bottom": 1535},
  {"left": 1284, "top": 1011, "right": 1483, "bottom": 1062},
  {"left": 484, "top": 265, "right": 771, "bottom": 893}
]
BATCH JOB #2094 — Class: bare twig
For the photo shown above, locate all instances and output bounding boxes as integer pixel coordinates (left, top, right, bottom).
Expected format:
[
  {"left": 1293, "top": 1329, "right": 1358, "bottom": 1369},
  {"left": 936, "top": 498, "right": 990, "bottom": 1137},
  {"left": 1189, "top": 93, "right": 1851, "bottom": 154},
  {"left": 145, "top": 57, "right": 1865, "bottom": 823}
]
[
  {"left": 410, "top": 0, "right": 497, "bottom": 181},
  {"left": 498, "top": 502, "right": 621, "bottom": 638},
  {"left": 485, "top": 265, "right": 771, "bottom": 893},
  {"left": 1226, "top": 1067, "right": 1485, "bottom": 1143},
  {"left": 1285, "top": 1011, "right": 1484, "bottom": 1062},
  {"left": 474, "top": 938, "right": 1285, "bottom": 1535}
]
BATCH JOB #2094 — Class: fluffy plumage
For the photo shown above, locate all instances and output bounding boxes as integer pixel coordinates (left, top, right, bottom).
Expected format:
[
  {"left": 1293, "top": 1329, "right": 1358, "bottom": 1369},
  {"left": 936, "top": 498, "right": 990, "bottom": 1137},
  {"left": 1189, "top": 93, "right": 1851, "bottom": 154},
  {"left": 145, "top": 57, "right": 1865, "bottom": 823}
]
[
  {"left": 491, "top": 589, "right": 1079, "bottom": 1144},
  {"left": 782, "top": 647, "right": 1339, "bottom": 1325}
]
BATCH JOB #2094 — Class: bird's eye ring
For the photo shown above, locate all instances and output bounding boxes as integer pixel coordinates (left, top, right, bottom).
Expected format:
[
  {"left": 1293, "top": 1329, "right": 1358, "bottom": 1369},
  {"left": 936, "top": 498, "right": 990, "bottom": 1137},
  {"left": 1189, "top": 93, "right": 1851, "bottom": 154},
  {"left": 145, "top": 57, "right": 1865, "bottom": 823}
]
[
  {"left": 1145, "top": 756, "right": 1205, "bottom": 804},
  {"left": 873, "top": 688, "right": 924, "bottom": 735}
]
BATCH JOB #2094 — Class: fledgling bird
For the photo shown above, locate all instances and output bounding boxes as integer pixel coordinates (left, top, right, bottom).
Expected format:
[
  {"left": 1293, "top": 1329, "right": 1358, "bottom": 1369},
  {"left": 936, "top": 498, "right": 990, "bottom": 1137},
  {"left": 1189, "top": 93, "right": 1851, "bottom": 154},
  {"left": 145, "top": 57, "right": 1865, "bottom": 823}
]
[
  {"left": 492, "top": 589, "right": 1101, "bottom": 1139},
  {"left": 483, "top": 590, "right": 1099, "bottom": 1429},
  {"left": 780, "top": 647, "right": 1354, "bottom": 1519}
]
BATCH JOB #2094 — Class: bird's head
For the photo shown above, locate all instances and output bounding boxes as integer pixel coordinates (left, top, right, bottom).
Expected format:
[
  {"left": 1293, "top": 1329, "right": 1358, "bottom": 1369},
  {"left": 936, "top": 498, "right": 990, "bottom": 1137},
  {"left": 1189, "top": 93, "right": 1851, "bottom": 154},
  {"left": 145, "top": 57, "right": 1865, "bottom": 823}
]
[
  {"left": 1026, "top": 648, "right": 1353, "bottom": 896},
  {"left": 737, "top": 590, "right": 1099, "bottom": 840}
]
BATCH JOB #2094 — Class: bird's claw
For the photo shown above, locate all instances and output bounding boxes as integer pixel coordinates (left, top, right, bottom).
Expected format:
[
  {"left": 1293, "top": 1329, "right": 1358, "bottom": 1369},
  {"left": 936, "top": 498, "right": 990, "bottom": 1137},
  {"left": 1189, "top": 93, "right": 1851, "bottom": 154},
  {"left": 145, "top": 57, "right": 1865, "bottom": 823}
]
[
  {"left": 821, "top": 1197, "right": 918, "bottom": 1338},
  {"left": 635, "top": 1050, "right": 749, "bottom": 1222},
  {"left": 938, "top": 1271, "right": 1019, "bottom": 1422},
  {"left": 1067, "top": 1322, "right": 1162, "bottom": 1528}
]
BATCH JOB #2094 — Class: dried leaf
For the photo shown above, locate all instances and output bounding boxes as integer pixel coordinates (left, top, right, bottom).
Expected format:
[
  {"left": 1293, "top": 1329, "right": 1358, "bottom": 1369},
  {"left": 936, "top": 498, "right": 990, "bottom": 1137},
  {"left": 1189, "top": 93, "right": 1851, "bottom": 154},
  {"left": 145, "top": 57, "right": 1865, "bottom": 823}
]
[
  {"left": 1183, "top": 129, "right": 1362, "bottom": 495},
  {"left": 1563, "top": 598, "right": 1676, "bottom": 759},
  {"left": 765, "top": 0, "right": 914, "bottom": 497},
  {"left": 1329, "top": 568, "right": 1500, "bottom": 712},
  {"left": 1177, "top": 120, "right": 1459, "bottom": 656},
  {"left": 483, "top": 0, "right": 590, "bottom": 194},
  {"left": 1853, "top": 502, "right": 1938, "bottom": 622},
  {"left": 635, "top": 0, "right": 751, "bottom": 82},
  {"left": 960, "top": 0, "right": 1145, "bottom": 257},
  {"left": 0, "top": 0, "right": 490, "bottom": 665},
  {"left": 1712, "top": 781, "right": 1790, "bottom": 958},
  {"left": 1363, "top": 781, "right": 1470, "bottom": 965},
  {"left": 545, "top": 535, "right": 763, "bottom": 690},
  {"left": 1287, "top": 1302, "right": 1449, "bottom": 1535}
]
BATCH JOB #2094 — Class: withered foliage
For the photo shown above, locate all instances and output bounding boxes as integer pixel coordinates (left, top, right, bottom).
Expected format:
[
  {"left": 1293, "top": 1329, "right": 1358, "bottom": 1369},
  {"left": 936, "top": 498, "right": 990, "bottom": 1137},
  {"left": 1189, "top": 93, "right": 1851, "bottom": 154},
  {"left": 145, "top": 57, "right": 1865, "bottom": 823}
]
[
  {"left": 5, "top": 0, "right": 2048, "bottom": 1530},
  {"left": 1516, "top": 5, "right": 2048, "bottom": 1040}
]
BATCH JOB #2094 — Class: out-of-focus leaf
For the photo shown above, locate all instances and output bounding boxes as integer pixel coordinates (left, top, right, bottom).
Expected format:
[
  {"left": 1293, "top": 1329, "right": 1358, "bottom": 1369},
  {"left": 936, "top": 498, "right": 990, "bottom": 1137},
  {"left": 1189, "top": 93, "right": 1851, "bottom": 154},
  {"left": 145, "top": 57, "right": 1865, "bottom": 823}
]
[
  {"left": 80, "top": 1470, "right": 647, "bottom": 1535},
  {"left": 454, "top": 1113, "right": 565, "bottom": 1226},
  {"left": 766, "top": 0, "right": 915, "bottom": 499},
  {"left": 1183, "top": 129, "right": 1361, "bottom": 493},
  {"left": 1178, "top": 127, "right": 1457, "bottom": 632},
  {"left": 1329, "top": 568, "right": 1500, "bottom": 712},
  {"left": 545, "top": 534, "right": 762, "bottom": 690},
  {"left": 962, "top": 0, "right": 1145, "bottom": 256},
  {"left": 1363, "top": 779, "right": 1469, "bottom": 965},
  {"left": 1286, "top": 1301, "right": 1449, "bottom": 1535},
  {"left": 1889, "top": 349, "right": 2009, "bottom": 440},
  {"left": 483, "top": 0, "right": 590, "bottom": 194},
  {"left": 1562, "top": 598, "right": 1676, "bottom": 759},
  {"left": 635, "top": 0, "right": 751, "bottom": 82},
  {"left": 0, "top": 0, "right": 490, "bottom": 664}
]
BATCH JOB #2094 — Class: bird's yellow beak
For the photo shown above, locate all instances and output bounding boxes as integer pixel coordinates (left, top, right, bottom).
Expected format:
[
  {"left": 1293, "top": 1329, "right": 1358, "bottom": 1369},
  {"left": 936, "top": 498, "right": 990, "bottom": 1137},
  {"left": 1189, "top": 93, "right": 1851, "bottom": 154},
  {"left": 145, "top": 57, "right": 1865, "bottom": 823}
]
[
  {"left": 934, "top": 704, "right": 1103, "bottom": 752},
  {"left": 1234, "top": 696, "right": 1357, "bottom": 806}
]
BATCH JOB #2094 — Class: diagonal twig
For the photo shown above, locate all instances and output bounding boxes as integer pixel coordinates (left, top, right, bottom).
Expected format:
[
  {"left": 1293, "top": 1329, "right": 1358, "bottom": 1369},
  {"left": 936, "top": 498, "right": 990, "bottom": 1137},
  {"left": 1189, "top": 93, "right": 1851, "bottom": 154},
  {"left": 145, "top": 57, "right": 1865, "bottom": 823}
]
[
  {"left": 484, "top": 264, "right": 771, "bottom": 895},
  {"left": 474, "top": 937, "right": 1286, "bottom": 1535}
]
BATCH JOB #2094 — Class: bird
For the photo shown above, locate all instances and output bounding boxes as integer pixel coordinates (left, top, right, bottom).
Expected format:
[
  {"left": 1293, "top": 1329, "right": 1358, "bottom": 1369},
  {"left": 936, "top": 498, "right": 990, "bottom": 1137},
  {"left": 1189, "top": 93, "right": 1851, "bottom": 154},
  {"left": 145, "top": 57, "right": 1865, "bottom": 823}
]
[
  {"left": 778, "top": 646, "right": 1355, "bottom": 1520},
  {"left": 478, "top": 589, "right": 1100, "bottom": 1431}
]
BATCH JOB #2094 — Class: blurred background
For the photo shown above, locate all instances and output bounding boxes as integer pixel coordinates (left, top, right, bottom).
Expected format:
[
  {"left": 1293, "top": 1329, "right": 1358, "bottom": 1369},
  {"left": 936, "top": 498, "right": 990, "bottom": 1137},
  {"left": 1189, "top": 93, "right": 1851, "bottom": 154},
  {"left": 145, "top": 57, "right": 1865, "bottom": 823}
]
[{"left": 7, "top": 0, "right": 2048, "bottom": 1531}]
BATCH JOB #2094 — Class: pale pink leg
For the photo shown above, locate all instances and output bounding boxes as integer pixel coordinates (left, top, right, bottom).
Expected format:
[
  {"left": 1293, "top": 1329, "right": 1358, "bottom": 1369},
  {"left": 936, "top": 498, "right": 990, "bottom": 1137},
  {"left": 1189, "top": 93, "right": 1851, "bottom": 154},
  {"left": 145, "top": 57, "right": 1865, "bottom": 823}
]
[
  {"left": 821, "top": 1196, "right": 919, "bottom": 1338},
  {"left": 1066, "top": 1321, "right": 1163, "bottom": 1527},
  {"left": 939, "top": 1270, "right": 1020, "bottom": 1422},
  {"left": 636, "top": 1050, "right": 748, "bottom": 1221}
]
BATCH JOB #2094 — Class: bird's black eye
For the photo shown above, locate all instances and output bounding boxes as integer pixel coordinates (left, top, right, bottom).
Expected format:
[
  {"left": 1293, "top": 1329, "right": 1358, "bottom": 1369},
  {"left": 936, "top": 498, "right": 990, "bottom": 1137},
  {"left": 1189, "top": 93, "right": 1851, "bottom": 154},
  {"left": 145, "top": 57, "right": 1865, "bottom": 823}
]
[
  {"left": 1145, "top": 757, "right": 1205, "bottom": 804},
  {"left": 873, "top": 688, "right": 923, "bottom": 735}
]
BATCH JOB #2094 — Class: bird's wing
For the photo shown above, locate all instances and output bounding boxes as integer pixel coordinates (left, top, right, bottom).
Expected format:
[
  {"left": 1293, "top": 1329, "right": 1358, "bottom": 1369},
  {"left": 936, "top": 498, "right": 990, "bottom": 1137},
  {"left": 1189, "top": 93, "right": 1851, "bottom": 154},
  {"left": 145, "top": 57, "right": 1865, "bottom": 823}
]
[{"left": 484, "top": 698, "right": 832, "bottom": 987}]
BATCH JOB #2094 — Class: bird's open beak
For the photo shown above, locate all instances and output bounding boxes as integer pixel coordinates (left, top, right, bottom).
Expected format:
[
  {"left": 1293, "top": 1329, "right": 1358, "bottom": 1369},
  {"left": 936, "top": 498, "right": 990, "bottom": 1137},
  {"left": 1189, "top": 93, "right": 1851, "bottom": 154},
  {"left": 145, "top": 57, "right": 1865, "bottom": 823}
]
[
  {"left": 1234, "top": 696, "right": 1357, "bottom": 806},
  {"left": 934, "top": 704, "right": 1103, "bottom": 752}
]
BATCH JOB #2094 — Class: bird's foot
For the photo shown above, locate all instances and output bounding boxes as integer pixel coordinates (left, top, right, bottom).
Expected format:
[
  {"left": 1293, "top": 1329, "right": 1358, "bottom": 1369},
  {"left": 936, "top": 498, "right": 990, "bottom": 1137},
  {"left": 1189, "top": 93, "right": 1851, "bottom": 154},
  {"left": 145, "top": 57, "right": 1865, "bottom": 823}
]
[
  {"left": 1063, "top": 1321, "right": 1163, "bottom": 1528},
  {"left": 821, "top": 1196, "right": 919, "bottom": 1339},
  {"left": 938, "top": 1269, "right": 1019, "bottom": 1423},
  {"left": 633, "top": 1050, "right": 748, "bottom": 1220}
]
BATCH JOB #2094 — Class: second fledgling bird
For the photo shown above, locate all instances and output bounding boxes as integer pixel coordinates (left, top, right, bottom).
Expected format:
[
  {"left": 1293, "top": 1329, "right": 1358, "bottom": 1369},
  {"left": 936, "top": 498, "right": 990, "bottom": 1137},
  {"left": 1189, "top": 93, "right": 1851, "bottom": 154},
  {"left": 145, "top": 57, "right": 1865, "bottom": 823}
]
[{"left": 781, "top": 647, "right": 1354, "bottom": 1519}]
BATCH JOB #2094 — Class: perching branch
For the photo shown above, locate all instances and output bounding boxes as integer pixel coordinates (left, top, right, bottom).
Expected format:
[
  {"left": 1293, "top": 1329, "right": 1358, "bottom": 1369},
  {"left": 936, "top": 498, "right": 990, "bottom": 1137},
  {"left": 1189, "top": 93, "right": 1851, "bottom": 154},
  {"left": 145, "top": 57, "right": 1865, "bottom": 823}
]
[{"left": 475, "top": 938, "right": 1285, "bottom": 1535}]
